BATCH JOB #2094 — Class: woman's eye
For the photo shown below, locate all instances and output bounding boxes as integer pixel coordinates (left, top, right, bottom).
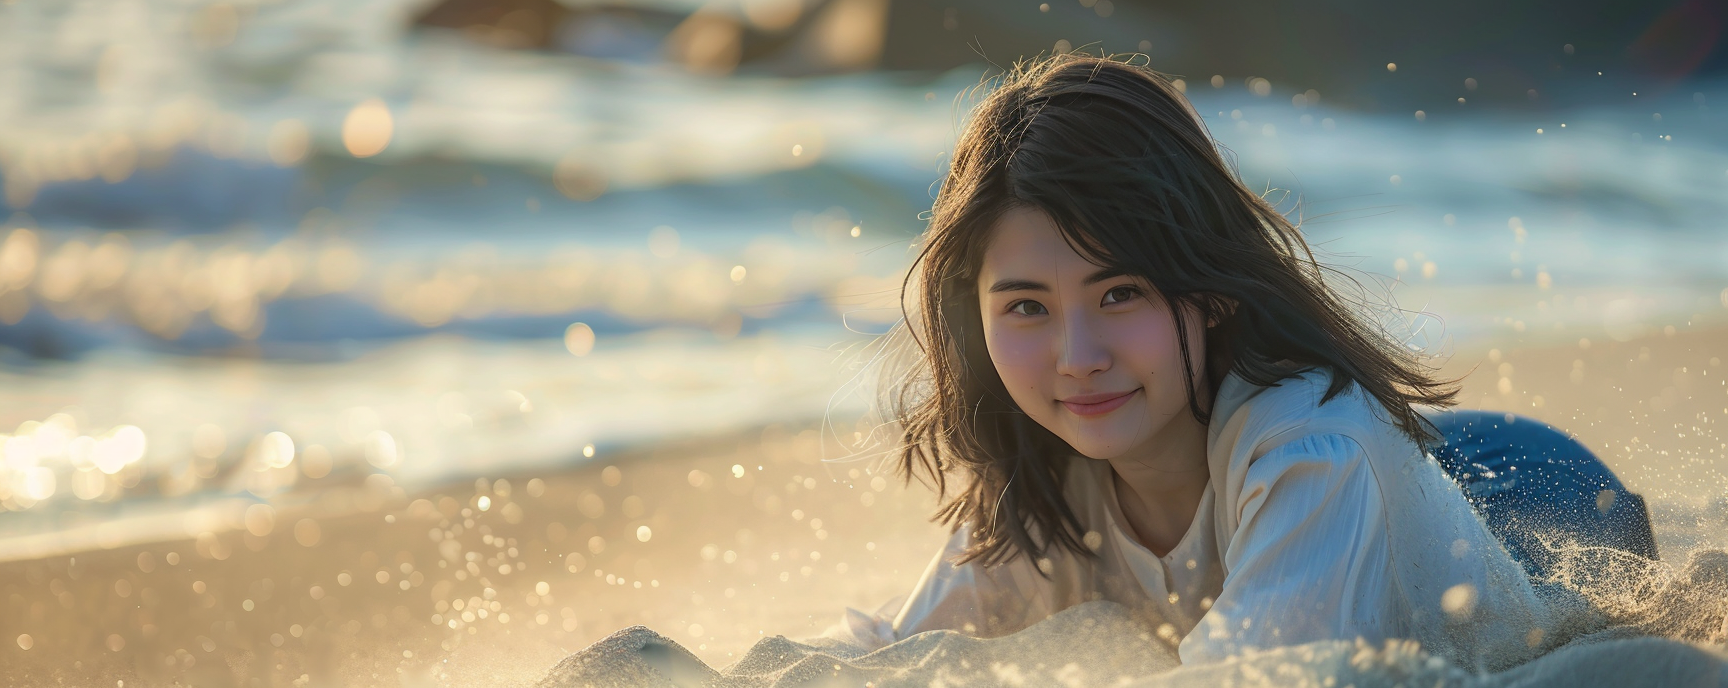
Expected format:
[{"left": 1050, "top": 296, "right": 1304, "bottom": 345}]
[
  {"left": 1007, "top": 300, "right": 1047, "bottom": 316},
  {"left": 1102, "top": 286, "right": 1140, "bottom": 305}
]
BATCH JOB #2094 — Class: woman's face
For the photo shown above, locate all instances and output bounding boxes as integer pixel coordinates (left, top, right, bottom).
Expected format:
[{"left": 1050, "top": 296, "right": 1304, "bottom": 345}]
[{"left": 976, "top": 206, "right": 1208, "bottom": 460}]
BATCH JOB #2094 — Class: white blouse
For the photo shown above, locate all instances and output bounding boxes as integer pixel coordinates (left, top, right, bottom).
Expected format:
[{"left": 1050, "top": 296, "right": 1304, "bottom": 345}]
[{"left": 818, "top": 368, "right": 1598, "bottom": 671}]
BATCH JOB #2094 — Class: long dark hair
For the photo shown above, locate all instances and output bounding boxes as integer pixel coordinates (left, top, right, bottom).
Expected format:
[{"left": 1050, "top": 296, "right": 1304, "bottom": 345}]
[{"left": 881, "top": 53, "right": 1458, "bottom": 573}]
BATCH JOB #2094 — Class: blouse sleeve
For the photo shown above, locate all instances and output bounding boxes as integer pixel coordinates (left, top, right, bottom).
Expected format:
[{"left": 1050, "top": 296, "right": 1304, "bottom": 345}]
[
  {"left": 813, "top": 523, "right": 1046, "bottom": 652},
  {"left": 1178, "top": 433, "right": 1394, "bottom": 664}
]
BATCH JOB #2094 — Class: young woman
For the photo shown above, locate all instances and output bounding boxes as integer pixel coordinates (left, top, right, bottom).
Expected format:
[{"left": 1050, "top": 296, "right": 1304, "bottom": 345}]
[{"left": 820, "top": 54, "right": 1658, "bottom": 671}]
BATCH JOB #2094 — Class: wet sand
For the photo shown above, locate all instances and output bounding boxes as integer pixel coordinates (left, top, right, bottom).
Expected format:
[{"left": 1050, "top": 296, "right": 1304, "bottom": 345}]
[
  {"left": 0, "top": 421, "right": 955, "bottom": 686},
  {"left": 1, "top": 325, "right": 1725, "bottom": 686}
]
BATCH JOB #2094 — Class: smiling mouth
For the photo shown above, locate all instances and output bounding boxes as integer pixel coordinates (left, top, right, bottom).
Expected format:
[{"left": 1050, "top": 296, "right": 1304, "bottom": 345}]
[{"left": 1058, "top": 388, "right": 1141, "bottom": 417}]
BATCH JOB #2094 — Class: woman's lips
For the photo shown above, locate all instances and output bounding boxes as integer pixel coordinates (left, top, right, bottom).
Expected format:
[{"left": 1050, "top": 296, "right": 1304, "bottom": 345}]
[{"left": 1059, "top": 388, "right": 1140, "bottom": 417}]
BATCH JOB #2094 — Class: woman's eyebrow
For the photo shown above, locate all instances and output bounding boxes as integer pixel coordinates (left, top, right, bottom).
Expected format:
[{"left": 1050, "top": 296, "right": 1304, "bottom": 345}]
[
  {"left": 987, "top": 278, "right": 1047, "bottom": 293},
  {"left": 1081, "top": 267, "right": 1130, "bottom": 286},
  {"left": 988, "top": 268, "right": 1127, "bottom": 293}
]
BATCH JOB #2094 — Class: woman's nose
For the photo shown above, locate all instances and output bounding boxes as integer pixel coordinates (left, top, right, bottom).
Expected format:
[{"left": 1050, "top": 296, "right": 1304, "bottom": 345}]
[{"left": 1054, "top": 311, "right": 1110, "bottom": 378}]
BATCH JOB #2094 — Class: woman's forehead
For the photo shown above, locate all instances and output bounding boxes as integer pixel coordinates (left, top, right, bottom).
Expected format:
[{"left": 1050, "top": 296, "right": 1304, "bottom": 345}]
[{"left": 977, "top": 207, "right": 1130, "bottom": 290}]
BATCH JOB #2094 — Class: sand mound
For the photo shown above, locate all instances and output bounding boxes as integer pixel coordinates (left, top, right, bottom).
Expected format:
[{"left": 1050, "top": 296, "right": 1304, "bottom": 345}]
[
  {"left": 1139, "top": 630, "right": 1725, "bottom": 688},
  {"left": 535, "top": 600, "right": 1179, "bottom": 687},
  {"left": 536, "top": 596, "right": 1727, "bottom": 688}
]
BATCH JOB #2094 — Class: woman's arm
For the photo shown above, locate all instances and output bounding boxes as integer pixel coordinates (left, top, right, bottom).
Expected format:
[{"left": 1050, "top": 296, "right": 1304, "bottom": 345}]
[
  {"left": 1178, "top": 433, "right": 1395, "bottom": 664},
  {"left": 814, "top": 523, "right": 1048, "bottom": 651}
]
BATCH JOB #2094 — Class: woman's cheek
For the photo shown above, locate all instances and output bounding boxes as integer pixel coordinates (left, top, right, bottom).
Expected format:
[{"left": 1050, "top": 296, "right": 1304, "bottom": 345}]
[
  {"left": 985, "top": 325, "right": 1050, "bottom": 402},
  {"left": 1108, "top": 310, "right": 1179, "bottom": 374}
]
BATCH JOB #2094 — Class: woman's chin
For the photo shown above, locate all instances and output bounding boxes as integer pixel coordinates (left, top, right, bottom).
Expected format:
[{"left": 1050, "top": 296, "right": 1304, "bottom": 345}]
[
  {"left": 1059, "top": 417, "right": 1146, "bottom": 461},
  {"left": 1067, "top": 439, "right": 1134, "bottom": 461}
]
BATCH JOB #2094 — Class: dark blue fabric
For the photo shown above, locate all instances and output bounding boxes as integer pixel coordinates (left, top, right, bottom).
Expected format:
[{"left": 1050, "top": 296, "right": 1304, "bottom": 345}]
[{"left": 1421, "top": 409, "right": 1659, "bottom": 580}]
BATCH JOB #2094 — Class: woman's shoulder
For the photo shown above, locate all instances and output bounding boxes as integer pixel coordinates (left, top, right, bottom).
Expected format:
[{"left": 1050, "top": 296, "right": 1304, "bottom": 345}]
[{"left": 1212, "top": 366, "right": 1380, "bottom": 448}]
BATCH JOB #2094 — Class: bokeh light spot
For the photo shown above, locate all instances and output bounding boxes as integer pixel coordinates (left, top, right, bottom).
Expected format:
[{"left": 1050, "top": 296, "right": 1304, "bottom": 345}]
[
  {"left": 564, "top": 323, "right": 595, "bottom": 356},
  {"left": 342, "top": 99, "right": 393, "bottom": 158}
]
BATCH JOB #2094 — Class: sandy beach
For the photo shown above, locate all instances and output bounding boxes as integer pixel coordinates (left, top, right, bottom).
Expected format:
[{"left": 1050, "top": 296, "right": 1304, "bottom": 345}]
[
  {"left": 1, "top": 323, "right": 1725, "bottom": 686},
  {"left": 1, "top": 0, "right": 1725, "bottom": 683}
]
